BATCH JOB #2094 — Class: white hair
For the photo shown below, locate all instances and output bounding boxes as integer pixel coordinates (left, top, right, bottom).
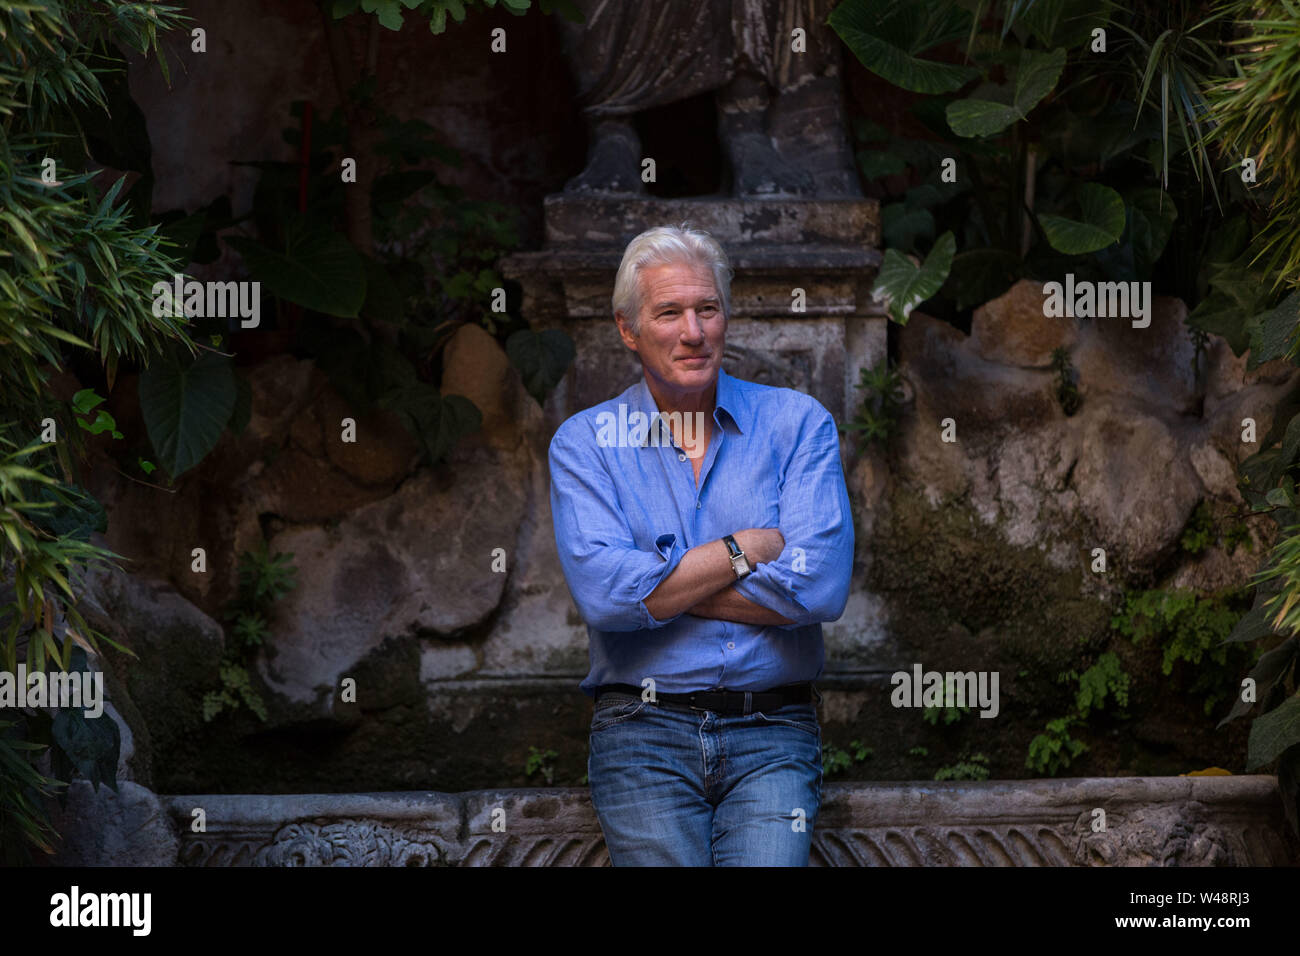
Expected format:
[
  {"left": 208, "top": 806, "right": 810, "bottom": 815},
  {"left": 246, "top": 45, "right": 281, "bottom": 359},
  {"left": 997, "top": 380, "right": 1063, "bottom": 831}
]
[{"left": 612, "top": 223, "right": 733, "bottom": 334}]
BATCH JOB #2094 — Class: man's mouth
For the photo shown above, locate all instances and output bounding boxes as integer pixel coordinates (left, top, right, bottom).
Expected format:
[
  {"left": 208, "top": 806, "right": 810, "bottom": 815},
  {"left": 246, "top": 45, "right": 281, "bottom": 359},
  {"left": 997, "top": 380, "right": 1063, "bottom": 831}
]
[{"left": 676, "top": 355, "right": 711, "bottom": 365}]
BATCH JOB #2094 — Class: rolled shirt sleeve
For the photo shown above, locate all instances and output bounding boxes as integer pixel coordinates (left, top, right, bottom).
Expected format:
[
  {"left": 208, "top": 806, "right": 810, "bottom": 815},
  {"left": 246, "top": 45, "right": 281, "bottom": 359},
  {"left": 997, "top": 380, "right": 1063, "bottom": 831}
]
[
  {"left": 548, "top": 420, "right": 686, "bottom": 632},
  {"left": 732, "top": 405, "right": 854, "bottom": 629}
]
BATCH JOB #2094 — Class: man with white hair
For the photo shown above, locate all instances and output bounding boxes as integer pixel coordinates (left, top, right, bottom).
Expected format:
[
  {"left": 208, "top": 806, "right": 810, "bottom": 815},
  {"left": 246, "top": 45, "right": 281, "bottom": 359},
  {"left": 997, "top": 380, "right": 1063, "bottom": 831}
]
[{"left": 548, "top": 223, "right": 854, "bottom": 866}]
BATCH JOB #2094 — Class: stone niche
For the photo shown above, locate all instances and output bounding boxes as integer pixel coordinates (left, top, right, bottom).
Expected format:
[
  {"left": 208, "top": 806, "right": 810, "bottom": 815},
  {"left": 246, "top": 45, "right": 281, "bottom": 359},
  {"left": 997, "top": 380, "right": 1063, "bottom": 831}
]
[{"left": 500, "top": 195, "right": 887, "bottom": 431}]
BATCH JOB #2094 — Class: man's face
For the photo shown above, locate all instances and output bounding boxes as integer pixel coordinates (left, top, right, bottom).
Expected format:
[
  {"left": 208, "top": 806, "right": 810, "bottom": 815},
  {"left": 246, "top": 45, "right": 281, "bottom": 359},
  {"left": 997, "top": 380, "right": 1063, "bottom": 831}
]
[{"left": 616, "top": 260, "right": 726, "bottom": 400}]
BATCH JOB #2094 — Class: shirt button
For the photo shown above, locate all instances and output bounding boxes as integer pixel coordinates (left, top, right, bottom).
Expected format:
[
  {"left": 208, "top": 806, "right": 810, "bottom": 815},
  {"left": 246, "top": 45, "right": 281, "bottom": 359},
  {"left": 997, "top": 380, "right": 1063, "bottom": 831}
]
[
  {"left": 678, "top": 453, "right": 687, "bottom": 461},
  {"left": 696, "top": 501, "right": 701, "bottom": 509},
  {"left": 727, "top": 642, "right": 735, "bottom": 649}
]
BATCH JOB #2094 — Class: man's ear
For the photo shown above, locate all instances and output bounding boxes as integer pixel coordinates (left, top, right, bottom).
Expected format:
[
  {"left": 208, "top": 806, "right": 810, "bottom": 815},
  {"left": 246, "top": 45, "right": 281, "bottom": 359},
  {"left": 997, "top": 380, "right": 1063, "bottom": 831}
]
[{"left": 614, "top": 312, "right": 639, "bottom": 353}]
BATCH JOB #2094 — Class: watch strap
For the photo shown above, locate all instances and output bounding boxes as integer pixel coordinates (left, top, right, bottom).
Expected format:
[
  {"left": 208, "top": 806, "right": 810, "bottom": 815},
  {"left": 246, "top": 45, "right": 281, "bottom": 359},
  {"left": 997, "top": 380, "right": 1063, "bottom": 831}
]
[{"left": 722, "top": 534, "right": 752, "bottom": 578}]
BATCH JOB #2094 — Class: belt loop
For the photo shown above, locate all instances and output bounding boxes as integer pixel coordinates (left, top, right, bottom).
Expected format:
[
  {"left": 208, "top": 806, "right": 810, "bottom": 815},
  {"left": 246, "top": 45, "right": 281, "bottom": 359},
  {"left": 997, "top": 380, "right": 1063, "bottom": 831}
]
[{"left": 743, "top": 691, "right": 753, "bottom": 715}]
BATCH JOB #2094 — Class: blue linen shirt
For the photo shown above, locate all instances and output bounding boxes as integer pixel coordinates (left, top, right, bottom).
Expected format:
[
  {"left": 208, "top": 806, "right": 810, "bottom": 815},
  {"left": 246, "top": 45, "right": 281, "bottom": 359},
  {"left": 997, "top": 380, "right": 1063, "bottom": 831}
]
[{"left": 548, "top": 367, "right": 854, "bottom": 697}]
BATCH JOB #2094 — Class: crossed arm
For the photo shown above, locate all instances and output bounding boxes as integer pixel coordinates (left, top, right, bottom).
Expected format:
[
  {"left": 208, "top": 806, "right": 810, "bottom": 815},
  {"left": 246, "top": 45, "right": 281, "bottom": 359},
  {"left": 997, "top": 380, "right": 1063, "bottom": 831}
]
[
  {"left": 641, "top": 528, "right": 793, "bottom": 626},
  {"left": 548, "top": 405, "right": 852, "bottom": 633}
]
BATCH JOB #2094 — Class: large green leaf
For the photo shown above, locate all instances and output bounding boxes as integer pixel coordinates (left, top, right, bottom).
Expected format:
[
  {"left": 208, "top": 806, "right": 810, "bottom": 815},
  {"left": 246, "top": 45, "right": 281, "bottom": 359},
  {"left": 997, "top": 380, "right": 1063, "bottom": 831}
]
[
  {"left": 1218, "top": 636, "right": 1296, "bottom": 728},
  {"left": 139, "top": 350, "right": 238, "bottom": 479},
  {"left": 942, "top": 247, "right": 1022, "bottom": 310},
  {"left": 507, "top": 328, "right": 576, "bottom": 404},
  {"left": 881, "top": 203, "right": 935, "bottom": 253},
  {"left": 829, "top": 0, "right": 980, "bottom": 94},
  {"left": 946, "top": 47, "right": 1066, "bottom": 137},
  {"left": 1188, "top": 254, "right": 1272, "bottom": 357},
  {"left": 50, "top": 650, "right": 120, "bottom": 793},
  {"left": 1038, "top": 183, "right": 1126, "bottom": 255},
  {"left": 871, "top": 231, "right": 956, "bottom": 325},
  {"left": 1247, "top": 290, "right": 1300, "bottom": 369},
  {"left": 361, "top": 0, "right": 405, "bottom": 30},
  {"left": 1247, "top": 693, "right": 1300, "bottom": 770},
  {"left": 1188, "top": 292, "right": 1252, "bottom": 355},
  {"left": 224, "top": 215, "right": 366, "bottom": 318},
  {"left": 1125, "top": 188, "right": 1178, "bottom": 275},
  {"left": 378, "top": 384, "right": 481, "bottom": 463}
]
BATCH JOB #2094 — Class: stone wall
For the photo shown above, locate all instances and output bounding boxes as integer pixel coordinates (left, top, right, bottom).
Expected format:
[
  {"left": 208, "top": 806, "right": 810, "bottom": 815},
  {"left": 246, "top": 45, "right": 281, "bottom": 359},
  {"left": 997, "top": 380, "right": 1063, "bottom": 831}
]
[
  {"left": 45, "top": 777, "right": 1300, "bottom": 866},
  {"left": 60, "top": 212, "right": 1298, "bottom": 793}
]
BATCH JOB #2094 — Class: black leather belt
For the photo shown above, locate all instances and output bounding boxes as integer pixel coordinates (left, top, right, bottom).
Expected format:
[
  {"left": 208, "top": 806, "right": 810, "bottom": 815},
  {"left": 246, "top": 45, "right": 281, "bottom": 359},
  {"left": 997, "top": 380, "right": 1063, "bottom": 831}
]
[{"left": 594, "top": 681, "right": 813, "bottom": 715}]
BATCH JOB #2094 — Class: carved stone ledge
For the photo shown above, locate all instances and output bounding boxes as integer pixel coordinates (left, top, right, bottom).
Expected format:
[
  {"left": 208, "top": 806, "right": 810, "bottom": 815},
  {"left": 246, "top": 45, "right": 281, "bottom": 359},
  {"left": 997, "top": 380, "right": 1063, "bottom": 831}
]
[{"left": 162, "top": 777, "right": 1299, "bottom": 867}]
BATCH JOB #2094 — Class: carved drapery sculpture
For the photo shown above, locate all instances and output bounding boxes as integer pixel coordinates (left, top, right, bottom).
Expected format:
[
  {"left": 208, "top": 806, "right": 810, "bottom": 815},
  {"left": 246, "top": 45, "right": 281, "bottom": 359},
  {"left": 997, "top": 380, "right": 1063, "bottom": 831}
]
[{"left": 556, "top": 0, "right": 861, "bottom": 198}]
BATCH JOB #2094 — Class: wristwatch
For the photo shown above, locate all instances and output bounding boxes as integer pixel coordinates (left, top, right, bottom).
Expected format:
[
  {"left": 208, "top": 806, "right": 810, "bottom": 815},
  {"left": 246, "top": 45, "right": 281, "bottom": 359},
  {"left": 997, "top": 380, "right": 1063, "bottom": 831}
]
[{"left": 722, "top": 534, "right": 752, "bottom": 579}]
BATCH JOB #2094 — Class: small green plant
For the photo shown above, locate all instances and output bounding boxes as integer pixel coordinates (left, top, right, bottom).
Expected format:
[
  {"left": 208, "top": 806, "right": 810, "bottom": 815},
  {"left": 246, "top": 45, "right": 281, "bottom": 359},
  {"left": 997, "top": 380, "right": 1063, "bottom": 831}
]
[
  {"left": 822, "top": 739, "right": 873, "bottom": 778},
  {"left": 1179, "top": 500, "right": 1254, "bottom": 556},
  {"left": 71, "top": 388, "right": 123, "bottom": 440},
  {"left": 1223, "top": 519, "right": 1253, "bottom": 555},
  {"left": 201, "top": 662, "right": 268, "bottom": 722},
  {"left": 71, "top": 388, "right": 160, "bottom": 476},
  {"left": 907, "top": 745, "right": 929, "bottom": 758},
  {"left": 1026, "top": 653, "right": 1130, "bottom": 776},
  {"left": 1180, "top": 500, "right": 1216, "bottom": 554},
  {"left": 525, "top": 745, "right": 558, "bottom": 785},
  {"left": 1049, "top": 347, "right": 1081, "bottom": 416},
  {"left": 934, "top": 752, "right": 990, "bottom": 781},
  {"left": 203, "top": 540, "right": 298, "bottom": 722},
  {"left": 1071, "top": 652, "right": 1131, "bottom": 720},
  {"left": 1111, "top": 588, "right": 1256, "bottom": 716},
  {"left": 840, "top": 359, "right": 905, "bottom": 453},
  {"left": 1026, "top": 716, "right": 1088, "bottom": 775}
]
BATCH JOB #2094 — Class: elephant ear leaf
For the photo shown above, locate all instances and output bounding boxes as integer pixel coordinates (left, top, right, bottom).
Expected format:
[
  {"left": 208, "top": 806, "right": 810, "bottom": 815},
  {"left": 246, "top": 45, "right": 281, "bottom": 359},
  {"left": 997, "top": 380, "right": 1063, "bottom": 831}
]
[
  {"left": 1038, "top": 183, "right": 1126, "bottom": 255},
  {"left": 829, "top": 0, "right": 980, "bottom": 94},
  {"left": 224, "top": 214, "right": 366, "bottom": 318},
  {"left": 872, "top": 231, "right": 956, "bottom": 325},
  {"left": 1124, "top": 187, "right": 1178, "bottom": 275},
  {"left": 507, "top": 328, "right": 575, "bottom": 404},
  {"left": 1246, "top": 289, "right": 1300, "bottom": 369},
  {"left": 1247, "top": 693, "right": 1300, "bottom": 771},
  {"left": 946, "top": 47, "right": 1066, "bottom": 137},
  {"left": 139, "top": 349, "right": 238, "bottom": 479}
]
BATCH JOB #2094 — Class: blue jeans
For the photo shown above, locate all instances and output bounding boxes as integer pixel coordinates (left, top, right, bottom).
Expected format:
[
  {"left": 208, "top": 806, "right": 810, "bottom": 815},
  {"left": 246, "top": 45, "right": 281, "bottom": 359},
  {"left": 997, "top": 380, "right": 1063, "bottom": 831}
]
[{"left": 587, "top": 687, "right": 824, "bottom": 866}]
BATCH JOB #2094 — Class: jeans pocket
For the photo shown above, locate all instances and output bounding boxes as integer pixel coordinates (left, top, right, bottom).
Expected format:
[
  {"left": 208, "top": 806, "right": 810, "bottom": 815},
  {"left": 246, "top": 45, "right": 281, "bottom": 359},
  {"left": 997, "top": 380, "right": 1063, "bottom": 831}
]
[
  {"left": 754, "top": 702, "right": 820, "bottom": 738},
  {"left": 591, "top": 694, "right": 648, "bottom": 731}
]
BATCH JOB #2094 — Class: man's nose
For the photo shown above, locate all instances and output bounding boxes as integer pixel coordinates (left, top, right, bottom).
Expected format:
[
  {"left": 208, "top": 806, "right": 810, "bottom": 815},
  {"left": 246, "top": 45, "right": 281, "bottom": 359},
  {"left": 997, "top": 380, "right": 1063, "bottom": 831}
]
[{"left": 681, "top": 310, "right": 705, "bottom": 340}]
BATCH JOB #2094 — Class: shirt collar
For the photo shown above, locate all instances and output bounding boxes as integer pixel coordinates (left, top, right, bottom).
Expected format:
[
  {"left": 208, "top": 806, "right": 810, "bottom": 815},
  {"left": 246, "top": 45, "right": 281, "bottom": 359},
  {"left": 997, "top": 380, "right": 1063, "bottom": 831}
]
[{"left": 630, "top": 367, "right": 747, "bottom": 447}]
